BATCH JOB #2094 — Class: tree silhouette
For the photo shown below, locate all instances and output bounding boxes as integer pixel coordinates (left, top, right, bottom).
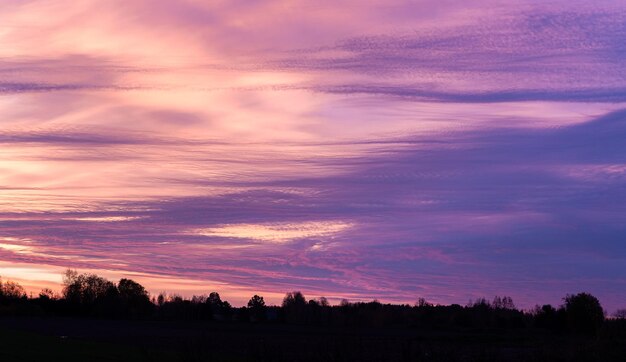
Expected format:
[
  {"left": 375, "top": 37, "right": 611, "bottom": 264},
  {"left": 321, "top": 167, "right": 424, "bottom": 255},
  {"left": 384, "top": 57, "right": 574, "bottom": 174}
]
[
  {"left": 38, "top": 288, "right": 56, "bottom": 300},
  {"left": 614, "top": 309, "right": 626, "bottom": 319},
  {"left": 282, "top": 291, "right": 306, "bottom": 308},
  {"left": 206, "top": 291, "right": 232, "bottom": 320},
  {"left": 118, "top": 279, "right": 148, "bottom": 301},
  {"left": 563, "top": 292, "right": 604, "bottom": 336},
  {"left": 207, "top": 292, "right": 222, "bottom": 306},
  {"left": 247, "top": 295, "right": 266, "bottom": 321},
  {"left": 1, "top": 280, "right": 26, "bottom": 300},
  {"left": 62, "top": 270, "right": 117, "bottom": 305},
  {"left": 417, "top": 297, "right": 432, "bottom": 308},
  {"left": 118, "top": 278, "right": 151, "bottom": 317},
  {"left": 1, "top": 266, "right": 622, "bottom": 356},
  {"left": 157, "top": 293, "right": 165, "bottom": 307},
  {"left": 282, "top": 291, "right": 307, "bottom": 323},
  {"left": 492, "top": 296, "right": 515, "bottom": 310},
  {"left": 248, "top": 294, "right": 265, "bottom": 309}
]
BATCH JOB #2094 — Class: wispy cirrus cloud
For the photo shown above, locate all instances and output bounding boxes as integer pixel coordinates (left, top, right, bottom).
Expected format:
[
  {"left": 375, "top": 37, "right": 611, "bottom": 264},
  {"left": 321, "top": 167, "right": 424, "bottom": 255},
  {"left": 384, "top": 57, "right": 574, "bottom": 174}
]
[
  {"left": 262, "top": 7, "right": 626, "bottom": 103},
  {"left": 0, "top": 107, "right": 625, "bottom": 307}
]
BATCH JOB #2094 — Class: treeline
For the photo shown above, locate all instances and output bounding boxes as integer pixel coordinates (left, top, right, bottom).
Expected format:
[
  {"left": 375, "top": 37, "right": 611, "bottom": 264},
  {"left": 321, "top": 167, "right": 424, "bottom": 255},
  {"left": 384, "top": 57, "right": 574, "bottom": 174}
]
[{"left": 0, "top": 270, "right": 617, "bottom": 337}]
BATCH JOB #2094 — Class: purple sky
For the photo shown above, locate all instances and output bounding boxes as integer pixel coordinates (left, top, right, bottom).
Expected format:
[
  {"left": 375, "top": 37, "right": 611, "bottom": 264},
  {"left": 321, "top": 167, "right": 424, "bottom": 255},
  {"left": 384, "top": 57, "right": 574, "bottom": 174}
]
[{"left": 1, "top": 0, "right": 625, "bottom": 311}]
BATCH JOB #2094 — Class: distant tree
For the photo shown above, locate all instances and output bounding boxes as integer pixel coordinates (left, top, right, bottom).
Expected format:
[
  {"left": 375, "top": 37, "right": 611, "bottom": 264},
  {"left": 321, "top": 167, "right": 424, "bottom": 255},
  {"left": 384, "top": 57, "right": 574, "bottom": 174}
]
[
  {"left": 563, "top": 292, "right": 604, "bottom": 335},
  {"left": 1, "top": 280, "right": 26, "bottom": 299},
  {"left": 62, "top": 270, "right": 118, "bottom": 315},
  {"left": 492, "top": 296, "right": 515, "bottom": 310},
  {"left": 282, "top": 291, "right": 306, "bottom": 308},
  {"left": 157, "top": 293, "right": 165, "bottom": 307},
  {"left": 248, "top": 294, "right": 266, "bottom": 309},
  {"left": 191, "top": 294, "right": 207, "bottom": 304},
  {"left": 207, "top": 292, "right": 222, "bottom": 306},
  {"left": 282, "top": 291, "right": 307, "bottom": 323},
  {"left": 248, "top": 295, "right": 266, "bottom": 321},
  {"left": 62, "top": 269, "right": 83, "bottom": 304},
  {"left": 206, "top": 292, "right": 231, "bottom": 320},
  {"left": 417, "top": 298, "right": 432, "bottom": 307},
  {"left": 471, "top": 297, "right": 490, "bottom": 309},
  {"left": 540, "top": 304, "right": 556, "bottom": 314},
  {"left": 118, "top": 279, "right": 148, "bottom": 301},
  {"left": 117, "top": 278, "right": 151, "bottom": 317},
  {"left": 85, "top": 275, "right": 117, "bottom": 304},
  {"left": 318, "top": 297, "right": 329, "bottom": 307},
  {"left": 533, "top": 304, "right": 559, "bottom": 330},
  {"left": 308, "top": 299, "right": 320, "bottom": 307},
  {"left": 62, "top": 269, "right": 79, "bottom": 287},
  {"left": 38, "top": 288, "right": 56, "bottom": 300},
  {"left": 614, "top": 309, "right": 626, "bottom": 319}
]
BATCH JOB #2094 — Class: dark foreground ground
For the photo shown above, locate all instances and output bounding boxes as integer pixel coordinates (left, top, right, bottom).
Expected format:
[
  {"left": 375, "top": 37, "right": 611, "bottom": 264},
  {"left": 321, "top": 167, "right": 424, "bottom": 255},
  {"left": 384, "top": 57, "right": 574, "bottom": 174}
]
[{"left": 1, "top": 317, "right": 625, "bottom": 362}]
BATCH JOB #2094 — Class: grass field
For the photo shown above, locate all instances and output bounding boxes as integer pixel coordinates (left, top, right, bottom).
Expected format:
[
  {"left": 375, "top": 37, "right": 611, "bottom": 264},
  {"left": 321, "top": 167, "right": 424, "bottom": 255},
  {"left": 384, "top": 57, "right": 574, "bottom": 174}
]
[
  {"left": 0, "top": 328, "right": 173, "bottom": 362},
  {"left": 1, "top": 317, "right": 625, "bottom": 361}
]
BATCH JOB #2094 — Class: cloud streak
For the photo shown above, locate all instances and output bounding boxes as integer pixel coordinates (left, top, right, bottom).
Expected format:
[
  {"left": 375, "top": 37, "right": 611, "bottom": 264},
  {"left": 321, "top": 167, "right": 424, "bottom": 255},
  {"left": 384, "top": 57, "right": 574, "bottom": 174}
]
[{"left": 1, "top": 107, "right": 625, "bottom": 308}]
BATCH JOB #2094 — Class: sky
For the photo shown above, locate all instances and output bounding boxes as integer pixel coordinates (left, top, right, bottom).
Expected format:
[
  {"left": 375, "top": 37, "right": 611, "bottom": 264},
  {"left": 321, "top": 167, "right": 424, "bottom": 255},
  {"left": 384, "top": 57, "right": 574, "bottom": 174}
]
[{"left": 1, "top": 0, "right": 625, "bottom": 312}]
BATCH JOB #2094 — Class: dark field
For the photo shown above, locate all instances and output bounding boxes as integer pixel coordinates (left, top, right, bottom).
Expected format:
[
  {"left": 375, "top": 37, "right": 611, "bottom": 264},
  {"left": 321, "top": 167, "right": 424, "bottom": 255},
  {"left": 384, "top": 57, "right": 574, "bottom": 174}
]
[{"left": 2, "top": 317, "right": 626, "bottom": 362}]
